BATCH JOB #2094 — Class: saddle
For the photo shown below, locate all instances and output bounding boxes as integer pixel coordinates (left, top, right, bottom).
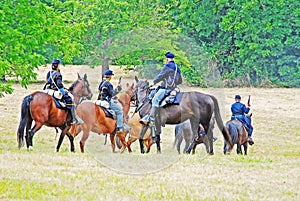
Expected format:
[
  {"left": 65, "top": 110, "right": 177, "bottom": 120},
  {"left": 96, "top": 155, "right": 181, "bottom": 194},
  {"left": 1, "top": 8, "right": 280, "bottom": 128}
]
[
  {"left": 160, "top": 88, "right": 183, "bottom": 107},
  {"left": 41, "top": 89, "right": 67, "bottom": 109},
  {"left": 94, "top": 100, "right": 116, "bottom": 119}
]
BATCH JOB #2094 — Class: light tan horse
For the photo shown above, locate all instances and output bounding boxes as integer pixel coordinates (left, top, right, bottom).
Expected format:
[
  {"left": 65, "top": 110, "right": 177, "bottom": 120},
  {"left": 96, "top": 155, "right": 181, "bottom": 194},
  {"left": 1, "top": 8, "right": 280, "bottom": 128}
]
[
  {"left": 117, "top": 83, "right": 154, "bottom": 153},
  {"left": 69, "top": 82, "right": 137, "bottom": 153}
]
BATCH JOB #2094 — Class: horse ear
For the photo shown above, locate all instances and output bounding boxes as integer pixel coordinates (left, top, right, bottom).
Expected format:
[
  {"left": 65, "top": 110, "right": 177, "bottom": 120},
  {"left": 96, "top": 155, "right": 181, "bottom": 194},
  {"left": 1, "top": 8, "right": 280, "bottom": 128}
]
[
  {"left": 84, "top": 73, "right": 87, "bottom": 80},
  {"left": 126, "top": 83, "right": 129, "bottom": 88},
  {"left": 77, "top": 73, "right": 81, "bottom": 79},
  {"left": 134, "top": 76, "right": 139, "bottom": 83},
  {"left": 131, "top": 83, "right": 134, "bottom": 89}
]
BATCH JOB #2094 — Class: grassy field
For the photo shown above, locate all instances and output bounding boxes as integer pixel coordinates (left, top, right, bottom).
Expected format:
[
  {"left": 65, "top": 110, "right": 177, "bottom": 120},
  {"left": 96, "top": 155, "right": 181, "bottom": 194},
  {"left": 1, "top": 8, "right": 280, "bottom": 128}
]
[{"left": 0, "top": 65, "right": 299, "bottom": 200}]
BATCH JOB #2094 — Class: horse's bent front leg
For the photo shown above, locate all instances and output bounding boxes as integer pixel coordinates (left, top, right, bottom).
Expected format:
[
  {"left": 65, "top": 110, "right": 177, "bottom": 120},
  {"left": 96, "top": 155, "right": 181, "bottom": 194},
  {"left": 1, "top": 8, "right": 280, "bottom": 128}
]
[
  {"left": 117, "top": 132, "right": 127, "bottom": 153},
  {"left": 127, "top": 137, "right": 137, "bottom": 153}
]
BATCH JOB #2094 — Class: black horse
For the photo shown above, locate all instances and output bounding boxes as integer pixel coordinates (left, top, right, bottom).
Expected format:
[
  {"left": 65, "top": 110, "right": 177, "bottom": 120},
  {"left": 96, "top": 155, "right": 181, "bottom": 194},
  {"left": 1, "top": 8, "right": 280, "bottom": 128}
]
[{"left": 134, "top": 76, "right": 232, "bottom": 154}]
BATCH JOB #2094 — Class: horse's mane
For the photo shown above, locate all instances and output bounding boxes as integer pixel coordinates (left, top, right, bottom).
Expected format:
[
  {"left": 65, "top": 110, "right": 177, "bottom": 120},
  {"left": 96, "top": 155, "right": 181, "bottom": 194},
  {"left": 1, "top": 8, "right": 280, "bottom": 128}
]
[{"left": 68, "top": 79, "right": 79, "bottom": 91}]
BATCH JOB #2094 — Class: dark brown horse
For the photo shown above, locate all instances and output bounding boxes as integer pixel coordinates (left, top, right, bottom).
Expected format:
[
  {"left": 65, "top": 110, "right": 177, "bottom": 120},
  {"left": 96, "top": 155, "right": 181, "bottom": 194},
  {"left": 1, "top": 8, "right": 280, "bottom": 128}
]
[
  {"left": 224, "top": 114, "right": 252, "bottom": 155},
  {"left": 17, "top": 73, "right": 92, "bottom": 152},
  {"left": 135, "top": 76, "right": 232, "bottom": 154}
]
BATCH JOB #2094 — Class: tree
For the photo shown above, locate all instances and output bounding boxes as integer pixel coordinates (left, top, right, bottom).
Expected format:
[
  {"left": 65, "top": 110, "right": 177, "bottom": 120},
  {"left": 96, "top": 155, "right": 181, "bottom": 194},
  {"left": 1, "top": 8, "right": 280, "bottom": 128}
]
[{"left": 0, "top": 0, "right": 86, "bottom": 97}]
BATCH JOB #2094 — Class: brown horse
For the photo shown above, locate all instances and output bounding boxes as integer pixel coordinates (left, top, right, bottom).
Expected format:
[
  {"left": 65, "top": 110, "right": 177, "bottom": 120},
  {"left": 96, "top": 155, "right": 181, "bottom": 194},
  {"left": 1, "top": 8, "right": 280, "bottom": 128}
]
[
  {"left": 68, "top": 83, "right": 137, "bottom": 153},
  {"left": 135, "top": 76, "right": 233, "bottom": 154},
  {"left": 17, "top": 73, "right": 92, "bottom": 152},
  {"left": 224, "top": 114, "right": 252, "bottom": 155}
]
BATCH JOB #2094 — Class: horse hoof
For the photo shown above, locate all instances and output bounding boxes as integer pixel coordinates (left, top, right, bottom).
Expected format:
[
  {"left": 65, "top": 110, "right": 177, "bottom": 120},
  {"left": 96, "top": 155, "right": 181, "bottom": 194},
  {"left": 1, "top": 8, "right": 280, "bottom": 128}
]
[
  {"left": 209, "top": 152, "right": 214, "bottom": 155},
  {"left": 28, "top": 146, "right": 33, "bottom": 150}
]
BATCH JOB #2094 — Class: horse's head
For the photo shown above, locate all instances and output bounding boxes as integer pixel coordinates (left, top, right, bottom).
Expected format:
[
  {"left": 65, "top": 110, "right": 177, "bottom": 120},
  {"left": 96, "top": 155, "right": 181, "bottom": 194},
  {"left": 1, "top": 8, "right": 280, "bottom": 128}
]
[
  {"left": 124, "top": 82, "right": 136, "bottom": 102},
  {"left": 69, "top": 73, "right": 93, "bottom": 105},
  {"left": 134, "top": 76, "right": 150, "bottom": 104}
]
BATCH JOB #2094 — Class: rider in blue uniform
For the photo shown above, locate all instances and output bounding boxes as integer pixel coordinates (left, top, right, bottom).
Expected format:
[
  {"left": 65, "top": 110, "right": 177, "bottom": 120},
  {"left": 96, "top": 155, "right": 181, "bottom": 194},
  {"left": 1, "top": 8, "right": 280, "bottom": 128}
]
[
  {"left": 149, "top": 52, "right": 183, "bottom": 126},
  {"left": 45, "top": 59, "right": 83, "bottom": 124},
  {"left": 231, "top": 95, "right": 254, "bottom": 145},
  {"left": 98, "top": 69, "right": 124, "bottom": 133}
]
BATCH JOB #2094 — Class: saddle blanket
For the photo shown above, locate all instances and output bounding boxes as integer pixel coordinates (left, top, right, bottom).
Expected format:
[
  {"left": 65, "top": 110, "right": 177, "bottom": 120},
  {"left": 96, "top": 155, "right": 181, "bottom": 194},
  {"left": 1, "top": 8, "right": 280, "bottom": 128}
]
[
  {"left": 94, "top": 100, "right": 115, "bottom": 119},
  {"left": 41, "top": 89, "right": 66, "bottom": 109}
]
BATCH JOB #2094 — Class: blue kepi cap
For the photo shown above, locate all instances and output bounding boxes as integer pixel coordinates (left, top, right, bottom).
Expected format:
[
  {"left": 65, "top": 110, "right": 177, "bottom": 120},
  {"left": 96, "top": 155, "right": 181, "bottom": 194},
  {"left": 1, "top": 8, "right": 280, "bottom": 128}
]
[
  {"left": 165, "top": 52, "right": 175, "bottom": 58},
  {"left": 235, "top": 95, "right": 241, "bottom": 99},
  {"left": 104, "top": 69, "right": 114, "bottom": 76},
  {"left": 52, "top": 59, "right": 60, "bottom": 64}
]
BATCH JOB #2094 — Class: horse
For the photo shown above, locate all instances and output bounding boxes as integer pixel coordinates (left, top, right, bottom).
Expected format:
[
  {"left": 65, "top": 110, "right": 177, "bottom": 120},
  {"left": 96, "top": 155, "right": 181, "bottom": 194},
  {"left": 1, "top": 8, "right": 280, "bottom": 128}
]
[
  {"left": 17, "top": 73, "right": 93, "bottom": 152},
  {"left": 126, "top": 112, "right": 153, "bottom": 153},
  {"left": 115, "top": 82, "right": 154, "bottom": 153},
  {"left": 134, "top": 76, "right": 232, "bottom": 154},
  {"left": 68, "top": 83, "right": 137, "bottom": 153},
  {"left": 174, "top": 118, "right": 215, "bottom": 154},
  {"left": 223, "top": 114, "right": 252, "bottom": 155}
]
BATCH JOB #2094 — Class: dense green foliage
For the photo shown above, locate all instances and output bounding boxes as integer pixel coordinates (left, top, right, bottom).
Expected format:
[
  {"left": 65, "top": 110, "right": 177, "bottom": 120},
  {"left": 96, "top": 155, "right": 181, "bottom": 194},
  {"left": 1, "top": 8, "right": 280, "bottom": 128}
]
[{"left": 0, "top": 0, "right": 299, "bottom": 96}]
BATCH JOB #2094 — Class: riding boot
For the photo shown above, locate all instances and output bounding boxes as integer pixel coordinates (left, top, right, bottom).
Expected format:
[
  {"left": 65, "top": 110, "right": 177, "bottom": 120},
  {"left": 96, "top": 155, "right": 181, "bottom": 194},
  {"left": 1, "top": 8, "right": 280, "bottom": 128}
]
[
  {"left": 247, "top": 135, "right": 254, "bottom": 145},
  {"left": 70, "top": 106, "right": 84, "bottom": 124},
  {"left": 149, "top": 106, "right": 157, "bottom": 127}
]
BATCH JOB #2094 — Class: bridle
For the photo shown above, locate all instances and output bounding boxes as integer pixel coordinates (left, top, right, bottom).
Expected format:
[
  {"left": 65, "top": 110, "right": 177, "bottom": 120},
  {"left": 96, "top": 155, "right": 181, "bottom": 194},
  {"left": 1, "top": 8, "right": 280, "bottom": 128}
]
[{"left": 69, "top": 78, "right": 92, "bottom": 104}]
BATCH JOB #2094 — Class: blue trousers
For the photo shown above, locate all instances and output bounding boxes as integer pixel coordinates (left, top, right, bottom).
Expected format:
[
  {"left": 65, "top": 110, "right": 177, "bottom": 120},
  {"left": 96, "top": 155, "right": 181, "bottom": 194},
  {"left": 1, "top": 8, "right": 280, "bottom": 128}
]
[
  {"left": 110, "top": 101, "right": 124, "bottom": 129},
  {"left": 152, "top": 88, "right": 171, "bottom": 107}
]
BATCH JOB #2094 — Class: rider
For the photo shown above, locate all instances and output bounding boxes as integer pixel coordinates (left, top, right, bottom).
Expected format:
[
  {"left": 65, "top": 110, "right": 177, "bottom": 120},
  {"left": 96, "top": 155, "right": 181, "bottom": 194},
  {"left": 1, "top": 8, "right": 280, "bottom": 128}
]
[
  {"left": 97, "top": 69, "right": 124, "bottom": 133},
  {"left": 45, "top": 59, "right": 83, "bottom": 124},
  {"left": 231, "top": 95, "right": 254, "bottom": 145},
  {"left": 149, "top": 52, "right": 183, "bottom": 126}
]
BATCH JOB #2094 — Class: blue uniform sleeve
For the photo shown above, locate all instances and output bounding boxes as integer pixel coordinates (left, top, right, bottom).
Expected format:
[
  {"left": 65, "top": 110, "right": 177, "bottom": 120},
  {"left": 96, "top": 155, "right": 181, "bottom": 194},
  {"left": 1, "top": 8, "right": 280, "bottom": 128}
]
[
  {"left": 153, "top": 66, "right": 173, "bottom": 85},
  {"left": 242, "top": 104, "right": 250, "bottom": 114}
]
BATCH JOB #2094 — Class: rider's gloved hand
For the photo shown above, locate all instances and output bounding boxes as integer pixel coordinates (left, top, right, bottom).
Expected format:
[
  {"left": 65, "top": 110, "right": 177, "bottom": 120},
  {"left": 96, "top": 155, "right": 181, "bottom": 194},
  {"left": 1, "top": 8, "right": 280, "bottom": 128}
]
[{"left": 59, "top": 88, "right": 66, "bottom": 96}]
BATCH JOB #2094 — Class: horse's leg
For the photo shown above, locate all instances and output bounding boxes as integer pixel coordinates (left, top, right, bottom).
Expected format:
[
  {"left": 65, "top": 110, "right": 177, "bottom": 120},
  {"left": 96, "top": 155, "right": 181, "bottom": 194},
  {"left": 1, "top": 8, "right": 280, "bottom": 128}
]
[
  {"left": 206, "top": 127, "right": 214, "bottom": 155},
  {"left": 139, "top": 139, "right": 145, "bottom": 154},
  {"left": 109, "top": 134, "right": 116, "bottom": 153},
  {"left": 237, "top": 132, "right": 242, "bottom": 154},
  {"left": 25, "top": 119, "right": 32, "bottom": 149},
  {"left": 27, "top": 122, "right": 43, "bottom": 149},
  {"left": 243, "top": 142, "right": 248, "bottom": 155},
  {"left": 127, "top": 136, "right": 136, "bottom": 153},
  {"left": 186, "top": 119, "right": 200, "bottom": 154},
  {"left": 138, "top": 125, "right": 149, "bottom": 154},
  {"left": 155, "top": 134, "right": 161, "bottom": 154},
  {"left": 177, "top": 133, "right": 183, "bottom": 154},
  {"left": 117, "top": 132, "right": 127, "bottom": 153},
  {"left": 80, "top": 128, "right": 90, "bottom": 153},
  {"left": 56, "top": 131, "right": 65, "bottom": 152},
  {"left": 66, "top": 132, "right": 75, "bottom": 152},
  {"left": 145, "top": 138, "right": 153, "bottom": 153}
]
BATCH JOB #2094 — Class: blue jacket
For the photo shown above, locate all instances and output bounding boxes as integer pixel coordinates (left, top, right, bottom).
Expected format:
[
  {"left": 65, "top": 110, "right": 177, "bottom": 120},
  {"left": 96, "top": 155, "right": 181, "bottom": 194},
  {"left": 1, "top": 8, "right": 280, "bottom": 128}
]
[
  {"left": 46, "top": 70, "right": 63, "bottom": 89},
  {"left": 153, "top": 61, "right": 182, "bottom": 90},
  {"left": 98, "top": 79, "right": 121, "bottom": 101},
  {"left": 231, "top": 102, "right": 250, "bottom": 116}
]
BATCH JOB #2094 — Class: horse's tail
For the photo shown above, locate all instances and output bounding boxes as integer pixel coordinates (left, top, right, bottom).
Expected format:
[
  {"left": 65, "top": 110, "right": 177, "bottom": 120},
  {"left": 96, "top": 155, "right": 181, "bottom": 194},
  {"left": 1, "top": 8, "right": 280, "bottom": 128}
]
[
  {"left": 226, "top": 121, "right": 238, "bottom": 144},
  {"left": 17, "top": 95, "right": 33, "bottom": 149},
  {"left": 210, "top": 95, "right": 233, "bottom": 149}
]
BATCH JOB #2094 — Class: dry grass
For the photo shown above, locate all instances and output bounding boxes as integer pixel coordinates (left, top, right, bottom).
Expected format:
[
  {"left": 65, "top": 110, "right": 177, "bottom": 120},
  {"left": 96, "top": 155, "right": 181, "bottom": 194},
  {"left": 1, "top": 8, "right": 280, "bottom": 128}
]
[{"left": 0, "top": 65, "right": 299, "bottom": 200}]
